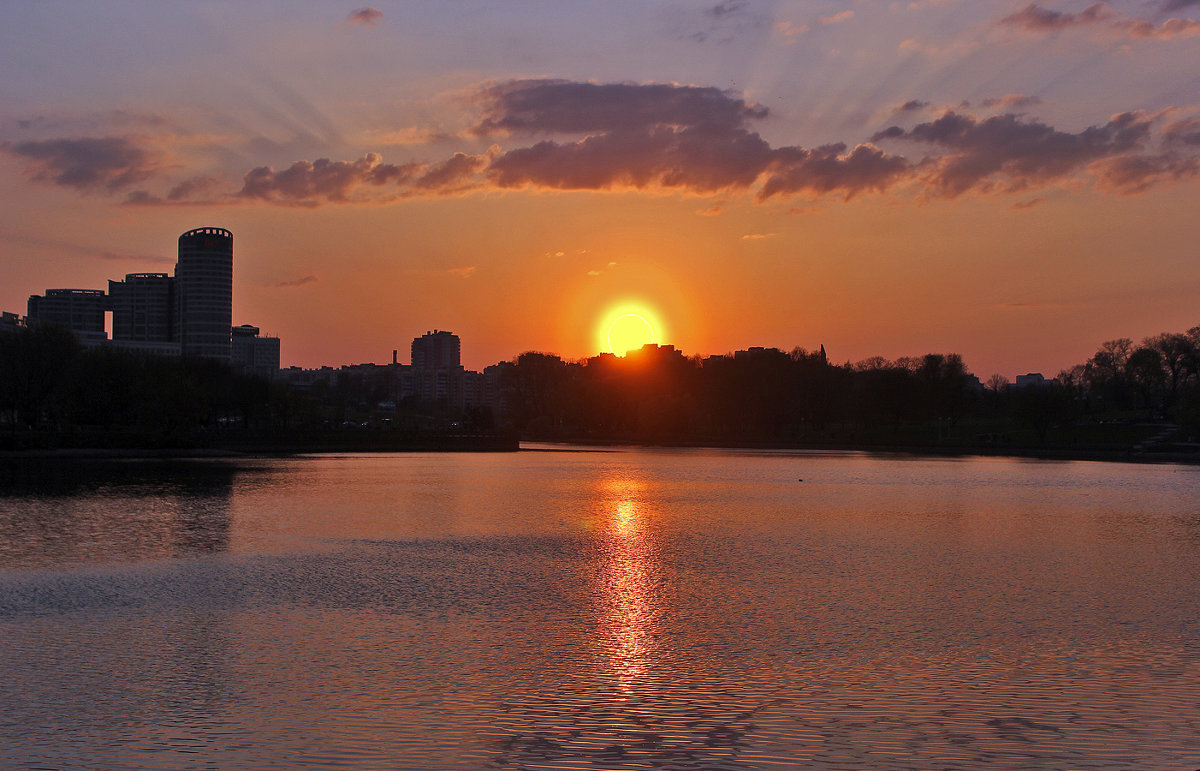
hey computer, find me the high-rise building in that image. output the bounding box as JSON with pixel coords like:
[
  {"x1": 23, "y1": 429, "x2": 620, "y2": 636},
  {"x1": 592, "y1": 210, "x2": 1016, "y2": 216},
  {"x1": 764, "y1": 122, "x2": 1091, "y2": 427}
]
[
  {"x1": 109, "y1": 272, "x2": 174, "y2": 342},
  {"x1": 175, "y1": 227, "x2": 233, "y2": 361},
  {"x1": 26, "y1": 288, "x2": 108, "y2": 343},
  {"x1": 1, "y1": 311, "x2": 23, "y2": 334},
  {"x1": 411, "y1": 330, "x2": 464, "y2": 408},
  {"x1": 231, "y1": 324, "x2": 281, "y2": 380},
  {"x1": 411, "y1": 330, "x2": 461, "y2": 369}
]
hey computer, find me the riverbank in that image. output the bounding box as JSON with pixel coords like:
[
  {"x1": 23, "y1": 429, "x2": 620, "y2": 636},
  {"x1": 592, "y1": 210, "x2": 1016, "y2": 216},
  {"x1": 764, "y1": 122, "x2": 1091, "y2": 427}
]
[
  {"x1": 4, "y1": 427, "x2": 1195, "y2": 461},
  {"x1": 521, "y1": 438, "x2": 1200, "y2": 465},
  {"x1": 0, "y1": 429, "x2": 519, "y2": 458}
]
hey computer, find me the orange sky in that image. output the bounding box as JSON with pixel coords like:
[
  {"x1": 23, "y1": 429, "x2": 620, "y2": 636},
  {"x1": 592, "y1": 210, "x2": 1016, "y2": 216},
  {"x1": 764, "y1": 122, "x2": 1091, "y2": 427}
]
[{"x1": 2, "y1": 2, "x2": 1199, "y2": 377}]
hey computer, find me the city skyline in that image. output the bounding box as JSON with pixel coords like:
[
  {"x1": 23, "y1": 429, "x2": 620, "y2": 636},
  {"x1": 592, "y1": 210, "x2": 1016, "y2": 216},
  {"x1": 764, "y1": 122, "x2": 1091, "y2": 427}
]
[{"x1": 2, "y1": 2, "x2": 1199, "y2": 376}]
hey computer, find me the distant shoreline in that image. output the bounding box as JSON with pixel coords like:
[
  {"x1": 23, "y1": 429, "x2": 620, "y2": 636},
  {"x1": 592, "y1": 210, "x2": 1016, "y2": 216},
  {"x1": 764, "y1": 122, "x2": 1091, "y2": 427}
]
[
  {"x1": 0, "y1": 431, "x2": 519, "y2": 459},
  {"x1": 2, "y1": 437, "x2": 1197, "y2": 465},
  {"x1": 520, "y1": 438, "x2": 1200, "y2": 466}
]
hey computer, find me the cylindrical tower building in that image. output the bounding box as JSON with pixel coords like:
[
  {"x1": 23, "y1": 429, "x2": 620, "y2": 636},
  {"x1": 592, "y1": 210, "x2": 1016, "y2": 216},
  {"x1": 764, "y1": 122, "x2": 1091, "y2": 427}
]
[{"x1": 175, "y1": 227, "x2": 233, "y2": 361}]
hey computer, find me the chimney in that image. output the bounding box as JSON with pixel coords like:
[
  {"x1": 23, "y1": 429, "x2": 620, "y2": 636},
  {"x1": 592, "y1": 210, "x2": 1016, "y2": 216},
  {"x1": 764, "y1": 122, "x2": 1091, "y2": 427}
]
[{"x1": 392, "y1": 349, "x2": 397, "y2": 365}]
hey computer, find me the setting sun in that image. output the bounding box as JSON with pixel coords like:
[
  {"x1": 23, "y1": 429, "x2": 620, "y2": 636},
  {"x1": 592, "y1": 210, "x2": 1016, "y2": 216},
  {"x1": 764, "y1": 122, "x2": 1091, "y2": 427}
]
[
  {"x1": 599, "y1": 304, "x2": 664, "y2": 356},
  {"x1": 609, "y1": 314, "x2": 654, "y2": 355}
]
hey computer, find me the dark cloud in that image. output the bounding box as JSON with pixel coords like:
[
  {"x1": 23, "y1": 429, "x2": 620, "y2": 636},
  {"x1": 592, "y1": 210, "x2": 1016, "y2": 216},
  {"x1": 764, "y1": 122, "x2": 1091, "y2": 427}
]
[
  {"x1": 480, "y1": 81, "x2": 787, "y2": 194},
  {"x1": 478, "y1": 80, "x2": 906, "y2": 199},
  {"x1": 708, "y1": 0, "x2": 748, "y2": 18},
  {"x1": 5, "y1": 136, "x2": 158, "y2": 191},
  {"x1": 487, "y1": 124, "x2": 776, "y2": 193},
  {"x1": 274, "y1": 275, "x2": 319, "y2": 288},
  {"x1": 872, "y1": 110, "x2": 1156, "y2": 196},
  {"x1": 347, "y1": 7, "x2": 383, "y2": 26},
  {"x1": 686, "y1": 0, "x2": 765, "y2": 43},
  {"x1": 1012, "y1": 197, "x2": 1045, "y2": 209},
  {"x1": 897, "y1": 100, "x2": 930, "y2": 113},
  {"x1": 1092, "y1": 152, "x2": 1200, "y2": 193},
  {"x1": 239, "y1": 153, "x2": 419, "y2": 204},
  {"x1": 759, "y1": 144, "x2": 910, "y2": 200},
  {"x1": 413, "y1": 152, "x2": 488, "y2": 192},
  {"x1": 1000, "y1": 3, "x2": 1113, "y2": 31},
  {"x1": 1000, "y1": 1, "x2": 1200, "y2": 39},
  {"x1": 1165, "y1": 118, "x2": 1200, "y2": 146},
  {"x1": 14, "y1": 81, "x2": 1200, "y2": 209},
  {"x1": 472, "y1": 79, "x2": 767, "y2": 135}
]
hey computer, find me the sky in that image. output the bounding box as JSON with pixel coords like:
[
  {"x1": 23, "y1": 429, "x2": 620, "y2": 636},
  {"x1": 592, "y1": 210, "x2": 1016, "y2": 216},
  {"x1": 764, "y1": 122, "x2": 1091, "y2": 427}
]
[{"x1": 2, "y1": 0, "x2": 1199, "y2": 377}]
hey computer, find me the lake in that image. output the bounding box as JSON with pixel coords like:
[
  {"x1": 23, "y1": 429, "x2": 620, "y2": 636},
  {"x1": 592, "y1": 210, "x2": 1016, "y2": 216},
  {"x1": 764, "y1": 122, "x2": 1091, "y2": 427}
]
[{"x1": 1, "y1": 447, "x2": 1199, "y2": 768}]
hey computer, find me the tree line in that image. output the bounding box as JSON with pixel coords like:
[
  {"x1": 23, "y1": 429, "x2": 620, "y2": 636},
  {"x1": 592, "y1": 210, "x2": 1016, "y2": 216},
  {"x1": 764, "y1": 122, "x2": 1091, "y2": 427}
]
[
  {"x1": 3, "y1": 321, "x2": 1198, "y2": 450},
  {"x1": 495, "y1": 325, "x2": 1200, "y2": 447}
]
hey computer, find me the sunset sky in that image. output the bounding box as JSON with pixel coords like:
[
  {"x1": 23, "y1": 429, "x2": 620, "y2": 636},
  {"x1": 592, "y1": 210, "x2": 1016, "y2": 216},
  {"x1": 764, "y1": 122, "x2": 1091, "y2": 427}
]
[{"x1": 2, "y1": 1, "x2": 1199, "y2": 376}]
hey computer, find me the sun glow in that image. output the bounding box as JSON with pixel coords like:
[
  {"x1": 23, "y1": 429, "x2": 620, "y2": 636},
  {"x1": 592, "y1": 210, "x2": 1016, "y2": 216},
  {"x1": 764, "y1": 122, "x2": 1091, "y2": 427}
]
[{"x1": 598, "y1": 304, "x2": 664, "y2": 356}]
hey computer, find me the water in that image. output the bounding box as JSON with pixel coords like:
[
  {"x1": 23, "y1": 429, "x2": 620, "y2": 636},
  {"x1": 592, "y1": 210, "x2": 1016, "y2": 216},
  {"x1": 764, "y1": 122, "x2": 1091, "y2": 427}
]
[{"x1": 1, "y1": 447, "x2": 1199, "y2": 768}]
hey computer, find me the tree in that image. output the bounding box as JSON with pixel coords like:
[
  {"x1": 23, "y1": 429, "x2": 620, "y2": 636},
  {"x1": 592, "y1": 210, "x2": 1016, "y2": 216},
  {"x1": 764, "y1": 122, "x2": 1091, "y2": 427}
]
[
  {"x1": 0, "y1": 324, "x2": 80, "y2": 429},
  {"x1": 1126, "y1": 347, "x2": 1166, "y2": 415},
  {"x1": 1013, "y1": 382, "x2": 1073, "y2": 444},
  {"x1": 1145, "y1": 332, "x2": 1197, "y2": 404}
]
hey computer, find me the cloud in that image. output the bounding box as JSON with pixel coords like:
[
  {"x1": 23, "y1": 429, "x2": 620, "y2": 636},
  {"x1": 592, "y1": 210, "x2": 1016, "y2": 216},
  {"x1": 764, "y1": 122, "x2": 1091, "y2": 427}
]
[
  {"x1": 1118, "y1": 16, "x2": 1200, "y2": 38},
  {"x1": 871, "y1": 110, "x2": 1163, "y2": 197},
  {"x1": 1091, "y1": 152, "x2": 1200, "y2": 193},
  {"x1": 1165, "y1": 119, "x2": 1200, "y2": 146},
  {"x1": 479, "y1": 81, "x2": 777, "y2": 193},
  {"x1": 448, "y1": 266, "x2": 476, "y2": 279},
  {"x1": 5, "y1": 136, "x2": 159, "y2": 191},
  {"x1": 167, "y1": 175, "x2": 223, "y2": 201},
  {"x1": 999, "y1": 2, "x2": 1200, "y2": 39},
  {"x1": 274, "y1": 275, "x2": 319, "y2": 288},
  {"x1": 981, "y1": 94, "x2": 1042, "y2": 109},
  {"x1": 14, "y1": 81, "x2": 1200, "y2": 209},
  {"x1": 476, "y1": 80, "x2": 912, "y2": 200},
  {"x1": 412, "y1": 152, "x2": 488, "y2": 192},
  {"x1": 1011, "y1": 197, "x2": 1045, "y2": 209},
  {"x1": 239, "y1": 152, "x2": 420, "y2": 204},
  {"x1": 472, "y1": 79, "x2": 768, "y2": 136},
  {"x1": 897, "y1": 37, "x2": 980, "y2": 57},
  {"x1": 999, "y1": 3, "x2": 1113, "y2": 32},
  {"x1": 759, "y1": 143, "x2": 910, "y2": 200},
  {"x1": 820, "y1": 10, "x2": 855, "y2": 24},
  {"x1": 773, "y1": 20, "x2": 809, "y2": 41},
  {"x1": 696, "y1": 203, "x2": 724, "y2": 216},
  {"x1": 347, "y1": 7, "x2": 383, "y2": 26},
  {"x1": 741, "y1": 232, "x2": 777, "y2": 240},
  {"x1": 708, "y1": 0, "x2": 747, "y2": 18}
]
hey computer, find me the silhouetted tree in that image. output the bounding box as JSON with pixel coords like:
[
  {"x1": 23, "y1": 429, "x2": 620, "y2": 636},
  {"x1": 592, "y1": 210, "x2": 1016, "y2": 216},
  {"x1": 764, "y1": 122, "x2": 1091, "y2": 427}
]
[
  {"x1": 1126, "y1": 346, "x2": 1166, "y2": 416},
  {"x1": 0, "y1": 324, "x2": 79, "y2": 428}
]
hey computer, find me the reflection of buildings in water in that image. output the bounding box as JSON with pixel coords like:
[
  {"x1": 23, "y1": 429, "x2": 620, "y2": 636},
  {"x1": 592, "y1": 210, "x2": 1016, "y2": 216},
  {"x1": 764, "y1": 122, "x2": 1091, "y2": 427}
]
[
  {"x1": 174, "y1": 489, "x2": 233, "y2": 555},
  {"x1": 0, "y1": 460, "x2": 237, "y2": 567},
  {"x1": 595, "y1": 477, "x2": 661, "y2": 694}
]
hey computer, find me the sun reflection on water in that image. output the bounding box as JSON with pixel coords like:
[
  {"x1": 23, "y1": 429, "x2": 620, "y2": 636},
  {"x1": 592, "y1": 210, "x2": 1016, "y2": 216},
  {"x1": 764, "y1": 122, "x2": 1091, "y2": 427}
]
[{"x1": 595, "y1": 475, "x2": 661, "y2": 695}]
